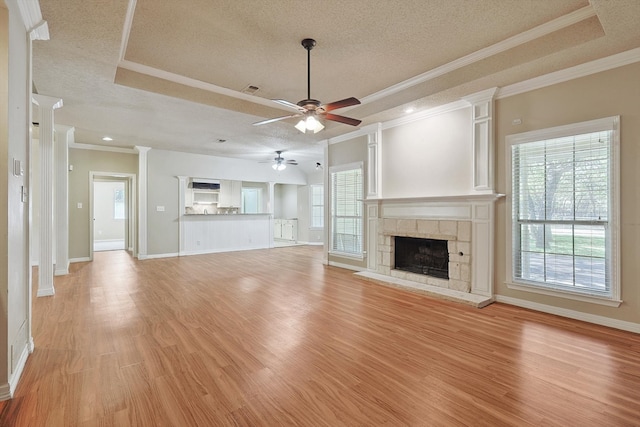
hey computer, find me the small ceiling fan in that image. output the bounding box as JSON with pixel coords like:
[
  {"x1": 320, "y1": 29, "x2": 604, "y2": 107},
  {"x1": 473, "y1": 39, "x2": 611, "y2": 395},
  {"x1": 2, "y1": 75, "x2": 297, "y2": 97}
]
[
  {"x1": 253, "y1": 38, "x2": 362, "y2": 133},
  {"x1": 261, "y1": 151, "x2": 298, "y2": 171}
]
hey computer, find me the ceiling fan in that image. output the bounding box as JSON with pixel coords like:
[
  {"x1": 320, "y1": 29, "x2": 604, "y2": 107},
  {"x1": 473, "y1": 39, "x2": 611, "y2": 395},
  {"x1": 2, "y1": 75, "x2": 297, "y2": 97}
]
[
  {"x1": 261, "y1": 151, "x2": 298, "y2": 171},
  {"x1": 253, "y1": 38, "x2": 362, "y2": 133}
]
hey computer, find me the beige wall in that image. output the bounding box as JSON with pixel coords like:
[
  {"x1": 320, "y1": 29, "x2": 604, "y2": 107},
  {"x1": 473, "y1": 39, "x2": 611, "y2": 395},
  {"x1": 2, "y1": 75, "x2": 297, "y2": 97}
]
[
  {"x1": 68, "y1": 149, "x2": 138, "y2": 259},
  {"x1": 494, "y1": 62, "x2": 640, "y2": 324}
]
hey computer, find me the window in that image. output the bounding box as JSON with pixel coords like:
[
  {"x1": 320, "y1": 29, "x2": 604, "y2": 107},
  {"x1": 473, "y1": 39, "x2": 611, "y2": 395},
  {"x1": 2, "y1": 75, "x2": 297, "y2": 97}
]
[
  {"x1": 241, "y1": 188, "x2": 260, "y2": 214},
  {"x1": 310, "y1": 184, "x2": 324, "y2": 228},
  {"x1": 507, "y1": 116, "x2": 619, "y2": 304},
  {"x1": 330, "y1": 164, "x2": 363, "y2": 256},
  {"x1": 114, "y1": 188, "x2": 125, "y2": 219}
]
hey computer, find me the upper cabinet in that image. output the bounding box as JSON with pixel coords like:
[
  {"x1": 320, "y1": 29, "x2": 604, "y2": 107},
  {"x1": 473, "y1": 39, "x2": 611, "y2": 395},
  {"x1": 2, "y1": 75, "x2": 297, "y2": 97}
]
[{"x1": 219, "y1": 180, "x2": 242, "y2": 208}]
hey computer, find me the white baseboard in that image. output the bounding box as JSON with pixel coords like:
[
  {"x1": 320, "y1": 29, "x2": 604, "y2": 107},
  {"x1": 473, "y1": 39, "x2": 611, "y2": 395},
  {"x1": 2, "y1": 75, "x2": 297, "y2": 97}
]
[
  {"x1": 70, "y1": 257, "x2": 91, "y2": 263},
  {"x1": 328, "y1": 260, "x2": 364, "y2": 272},
  {"x1": 36, "y1": 287, "x2": 55, "y2": 297},
  {"x1": 139, "y1": 252, "x2": 179, "y2": 260},
  {"x1": 54, "y1": 263, "x2": 69, "y2": 276},
  {"x1": 496, "y1": 295, "x2": 640, "y2": 333},
  {"x1": 8, "y1": 343, "x2": 30, "y2": 399}
]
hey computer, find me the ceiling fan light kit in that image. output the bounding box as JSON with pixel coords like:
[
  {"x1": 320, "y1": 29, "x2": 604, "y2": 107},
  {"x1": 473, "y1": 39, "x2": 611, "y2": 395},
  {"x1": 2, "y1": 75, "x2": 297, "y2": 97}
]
[
  {"x1": 295, "y1": 115, "x2": 324, "y2": 134},
  {"x1": 253, "y1": 38, "x2": 362, "y2": 132}
]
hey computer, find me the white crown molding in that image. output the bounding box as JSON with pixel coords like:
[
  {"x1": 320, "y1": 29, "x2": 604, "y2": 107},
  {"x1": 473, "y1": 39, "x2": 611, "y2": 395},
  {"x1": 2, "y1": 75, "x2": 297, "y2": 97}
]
[
  {"x1": 328, "y1": 122, "x2": 380, "y2": 145},
  {"x1": 496, "y1": 295, "x2": 640, "y2": 333},
  {"x1": 69, "y1": 142, "x2": 137, "y2": 154},
  {"x1": 359, "y1": 5, "x2": 596, "y2": 106},
  {"x1": 119, "y1": 0, "x2": 137, "y2": 62},
  {"x1": 10, "y1": 0, "x2": 49, "y2": 40},
  {"x1": 381, "y1": 100, "x2": 469, "y2": 130},
  {"x1": 496, "y1": 48, "x2": 640, "y2": 99}
]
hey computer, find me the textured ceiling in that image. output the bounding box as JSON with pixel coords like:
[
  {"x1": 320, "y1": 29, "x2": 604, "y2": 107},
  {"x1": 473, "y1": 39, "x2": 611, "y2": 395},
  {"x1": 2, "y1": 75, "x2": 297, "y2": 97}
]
[{"x1": 32, "y1": 0, "x2": 640, "y2": 174}]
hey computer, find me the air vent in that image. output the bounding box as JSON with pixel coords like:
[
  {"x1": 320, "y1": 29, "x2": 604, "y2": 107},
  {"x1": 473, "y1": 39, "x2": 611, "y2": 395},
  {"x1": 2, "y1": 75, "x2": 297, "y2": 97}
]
[{"x1": 241, "y1": 84, "x2": 260, "y2": 95}]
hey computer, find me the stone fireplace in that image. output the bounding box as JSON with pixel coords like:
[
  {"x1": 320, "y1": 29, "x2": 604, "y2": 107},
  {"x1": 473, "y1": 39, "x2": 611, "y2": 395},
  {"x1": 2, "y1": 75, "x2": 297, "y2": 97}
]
[
  {"x1": 354, "y1": 195, "x2": 500, "y2": 307},
  {"x1": 378, "y1": 218, "x2": 472, "y2": 293}
]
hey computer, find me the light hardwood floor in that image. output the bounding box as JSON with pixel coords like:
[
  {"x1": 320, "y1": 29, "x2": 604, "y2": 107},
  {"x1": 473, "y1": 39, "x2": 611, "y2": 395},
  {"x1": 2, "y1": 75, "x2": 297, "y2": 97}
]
[{"x1": 1, "y1": 246, "x2": 639, "y2": 426}]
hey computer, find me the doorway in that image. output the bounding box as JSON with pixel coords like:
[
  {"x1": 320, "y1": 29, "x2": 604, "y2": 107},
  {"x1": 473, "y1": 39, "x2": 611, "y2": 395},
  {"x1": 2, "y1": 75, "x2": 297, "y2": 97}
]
[
  {"x1": 89, "y1": 172, "x2": 136, "y2": 260},
  {"x1": 93, "y1": 180, "x2": 126, "y2": 251}
]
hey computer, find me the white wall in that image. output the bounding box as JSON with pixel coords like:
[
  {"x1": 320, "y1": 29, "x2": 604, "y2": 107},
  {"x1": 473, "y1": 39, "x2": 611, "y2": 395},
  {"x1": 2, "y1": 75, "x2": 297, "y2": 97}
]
[
  {"x1": 93, "y1": 181, "x2": 125, "y2": 242},
  {"x1": 1, "y1": 1, "x2": 31, "y2": 397},
  {"x1": 381, "y1": 107, "x2": 473, "y2": 198},
  {"x1": 274, "y1": 184, "x2": 298, "y2": 219}
]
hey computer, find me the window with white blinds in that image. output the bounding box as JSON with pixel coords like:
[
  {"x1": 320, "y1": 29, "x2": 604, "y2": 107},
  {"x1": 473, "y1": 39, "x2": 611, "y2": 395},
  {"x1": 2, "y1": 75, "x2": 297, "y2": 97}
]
[
  {"x1": 330, "y1": 166, "x2": 363, "y2": 256},
  {"x1": 508, "y1": 116, "x2": 619, "y2": 301},
  {"x1": 310, "y1": 185, "x2": 324, "y2": 228}
]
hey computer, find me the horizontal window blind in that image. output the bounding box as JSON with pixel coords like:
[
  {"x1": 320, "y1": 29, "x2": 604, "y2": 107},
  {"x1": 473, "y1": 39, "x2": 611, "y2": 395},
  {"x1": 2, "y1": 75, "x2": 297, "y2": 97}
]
[
  {"x1": 512, "y1": 130, "x2": 612, "y2": 295},
  {"x1": 311, "y1": 185, "x2": 324, "y2": 228},
  {"x1": 331, "y1": 168, "x2": 363, "y2": 255}
]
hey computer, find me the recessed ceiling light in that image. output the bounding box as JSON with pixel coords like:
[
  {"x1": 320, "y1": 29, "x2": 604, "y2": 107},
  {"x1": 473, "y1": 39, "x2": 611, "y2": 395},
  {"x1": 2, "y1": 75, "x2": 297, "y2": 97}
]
[
  {"x1": 102, "y1": 136, "x2": 113, "y2": 141},
  {"x1": 404, "y1": 107, "x2": 415, "y2": 114}
]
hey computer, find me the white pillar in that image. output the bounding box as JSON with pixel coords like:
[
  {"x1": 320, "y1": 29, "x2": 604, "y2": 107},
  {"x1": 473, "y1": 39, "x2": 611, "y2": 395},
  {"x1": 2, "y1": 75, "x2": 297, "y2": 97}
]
[
  {"x1": 135, "y1": 146, "x2": 151, "y2": 259},
  {"x1": 463, "y1": 87, "x2": 498, "y2": 192},
  {"x1": 32, "y1": 94, "x2": 62, "y2": 297},
  {"x1": 267, "y1": 181, "x2": 275, "y2": 248},
  {"x1": 54, "y1": 124, "x2": 73, "y2": 276}
]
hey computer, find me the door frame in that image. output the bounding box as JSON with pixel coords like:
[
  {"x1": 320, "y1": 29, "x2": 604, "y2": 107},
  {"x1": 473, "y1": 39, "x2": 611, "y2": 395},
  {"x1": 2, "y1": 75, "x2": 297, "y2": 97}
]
[{"x1": 89, "y1": 171, "x2": 137, "y2": 260}]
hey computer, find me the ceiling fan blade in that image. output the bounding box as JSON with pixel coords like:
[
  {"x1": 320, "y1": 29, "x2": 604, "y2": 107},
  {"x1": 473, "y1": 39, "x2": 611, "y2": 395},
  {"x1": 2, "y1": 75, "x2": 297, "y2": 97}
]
[
  {"x1": 253, "y1": 114, "x2": 301, "y2": 126},
  {"x1": 285, "y1": 160, "x2": 298, "y2": 165},
  {"x1": 321, "y1": 97, "x2": 361, "y2": 112},
  {"x1": 324, "y1": 113, "x2": 362, "y2": 127},
  {"x1": 272, "y1": 99, "x2": 306, "y2": 112}
]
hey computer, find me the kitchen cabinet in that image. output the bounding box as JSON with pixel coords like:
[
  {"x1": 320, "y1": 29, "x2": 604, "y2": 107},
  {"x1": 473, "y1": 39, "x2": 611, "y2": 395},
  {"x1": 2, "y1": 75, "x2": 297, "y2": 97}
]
[
  {"x1": 219, "y1": 180, "x2": 242, "y2": 208},
  {"x1": 274, "y1": 219, "x2": 297, "y2": 242}
]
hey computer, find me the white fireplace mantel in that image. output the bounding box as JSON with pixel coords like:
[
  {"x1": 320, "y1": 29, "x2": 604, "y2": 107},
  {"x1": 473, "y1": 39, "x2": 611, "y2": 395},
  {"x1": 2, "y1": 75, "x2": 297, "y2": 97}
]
[{"x1": 361, "y1": 193, "x2": 503, "y2": 307}]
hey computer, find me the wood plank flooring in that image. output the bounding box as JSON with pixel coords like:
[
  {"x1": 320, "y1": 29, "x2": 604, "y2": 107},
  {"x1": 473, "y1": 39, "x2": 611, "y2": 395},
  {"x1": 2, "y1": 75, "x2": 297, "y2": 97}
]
[{"x1": 1, "y1": 246, "x2": 639, "y2": 426}]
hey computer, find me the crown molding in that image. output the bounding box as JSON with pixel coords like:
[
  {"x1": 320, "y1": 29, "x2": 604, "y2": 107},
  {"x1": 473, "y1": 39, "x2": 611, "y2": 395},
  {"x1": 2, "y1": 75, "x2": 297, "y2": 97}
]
[
  {"x1": 359, "y1": 5, "x2": 596, "y2": 106},
  {"x1": 70, "y1": 142, "x2": 137, "y2": 154},
  {"x1": 327, "y1": 123, "x2": 380, "y2": 145},
  {"x1": 8, "y1": 0, "x2": 49, "y2": 40},
  {"x1": 496, "y1": 48, "x2": 640, "y2": 99}
]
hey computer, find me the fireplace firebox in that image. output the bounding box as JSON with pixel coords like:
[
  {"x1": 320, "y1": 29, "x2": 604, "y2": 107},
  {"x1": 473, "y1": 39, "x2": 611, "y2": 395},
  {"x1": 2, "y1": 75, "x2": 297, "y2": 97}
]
[{"x1": 394, "y1": 236, "x2": 449, "y2": 280}]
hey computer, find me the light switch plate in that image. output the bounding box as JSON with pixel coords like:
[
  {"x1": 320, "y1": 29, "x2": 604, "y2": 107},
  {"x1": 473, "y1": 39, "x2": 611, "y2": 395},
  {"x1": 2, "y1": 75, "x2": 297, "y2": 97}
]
[{"x1": 13, "y1": 159, "x2": 24, "y2": 176}]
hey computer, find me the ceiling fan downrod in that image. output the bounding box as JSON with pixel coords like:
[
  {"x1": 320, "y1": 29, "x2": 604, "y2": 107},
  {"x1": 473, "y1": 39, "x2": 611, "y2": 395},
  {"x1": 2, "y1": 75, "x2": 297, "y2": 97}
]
[{"x1": 301, "y1": 38, "x2": 317, "y2": 106}]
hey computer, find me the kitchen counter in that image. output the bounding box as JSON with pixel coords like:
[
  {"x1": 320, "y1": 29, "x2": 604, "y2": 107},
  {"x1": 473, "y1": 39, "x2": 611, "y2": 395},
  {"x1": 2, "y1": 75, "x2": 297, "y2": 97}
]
[{"x1": 179, "y1": 212, "x2": 272, "y2": 255}]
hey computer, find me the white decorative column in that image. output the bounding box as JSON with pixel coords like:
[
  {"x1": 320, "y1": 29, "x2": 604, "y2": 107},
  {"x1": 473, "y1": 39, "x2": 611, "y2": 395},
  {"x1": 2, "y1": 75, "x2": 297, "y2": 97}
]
[
  {"x1": 267, "y1": 181, "x2": 275, "y2": 248},
  {"x1": 177, "y1": 176, "x2": 187, "y2": 255},
  {"x1": 32, "y1": 94, "x2": 63, "y2": 297},
  {"x1": 366, "y1": 123, "x2": 382, "y2": 270},
  {"x1": 54, "y1": 124, "x2": 73, "y2": 275},
  {"x1": 367, "y1": 123, "x2": 382, "y2": 198},
  {"x1": 463, "y1": 88, "x2": 498, "y2": 191},
  {"x1": 135, "y1": 146, "x2": 151, "y2": 259}
]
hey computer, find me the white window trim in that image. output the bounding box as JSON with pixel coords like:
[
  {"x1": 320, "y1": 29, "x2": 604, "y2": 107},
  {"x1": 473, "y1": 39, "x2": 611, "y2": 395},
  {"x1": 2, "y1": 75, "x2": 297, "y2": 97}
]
[
  {"x1": 329, "y1": 161, "x2": 365, "y2": 259},
  {"x1": 309, "y1": 184, "x2": 324, "y2": 230},
  {"x1": 505, "y1": 116, "x2": 621, "y2": 307}
]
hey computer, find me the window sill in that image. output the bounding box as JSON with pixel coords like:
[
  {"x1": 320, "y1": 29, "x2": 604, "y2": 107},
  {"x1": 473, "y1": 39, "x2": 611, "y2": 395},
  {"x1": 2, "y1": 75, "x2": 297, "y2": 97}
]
[{"x1": 506, "y1": 281, "x2": 622, "y2": 307}]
